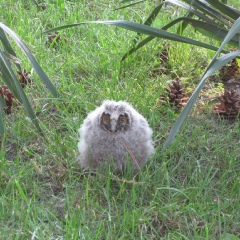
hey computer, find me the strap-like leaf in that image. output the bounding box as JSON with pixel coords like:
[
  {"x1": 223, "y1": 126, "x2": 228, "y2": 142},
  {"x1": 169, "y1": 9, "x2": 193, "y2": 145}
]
[
  {"x1": 183, "y1": 18, "x2": 239, "y2": 46},
  {"x1": 181, "y1": 0, "x2": 233, "y2": 26},
  {"x1": 45, "y1": 20, "x2": 225, "y2": 53},
  {"x1": 0, "y1": 27, "x2": 22, "y2": 71},
  {"x1": 205, "y1": 0, "x2": 240, "y2": 20},
  {"x1": 0, "y1": 54, "x2": 21, "y2": 101},
  {"x1": 144, "y1": 2, "x2": 164, "y2": 26},
  {"x1": 0, "y1": 51, "x2": 43, "y2": 136},
  {"x1": 211, "y1": 17, "x2": 240, "y2": 61},
  {"x1": 131, "y1": 2, "x2": 164, "y2": 45},
  {"x1": 0, "y1": 23, "x2": 59, "y2": 98},
  {"x1": 166, "y1": 0, "x2": 221, "y2": 26},
  {"x1": 121, "y1": 14, "x2": 232, "y2": 60},
  {"x1": 0, "y1": 95, "x2": 7, "y2": 108},
  {"x1": 120, "y1": 0, "x2": 238, "y2": 59},
  {"x1": 121, "y1": 35, "x2": 155, "y2": 61}
]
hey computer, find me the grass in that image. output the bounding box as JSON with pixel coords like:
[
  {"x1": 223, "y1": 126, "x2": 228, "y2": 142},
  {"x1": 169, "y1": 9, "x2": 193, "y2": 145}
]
[{"x1": 1, "y1": 0, "x2": 240, "y2": 239}]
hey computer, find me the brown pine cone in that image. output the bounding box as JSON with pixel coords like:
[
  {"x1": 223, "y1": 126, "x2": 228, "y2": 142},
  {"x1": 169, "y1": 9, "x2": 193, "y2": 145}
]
[
  {"x1": 214, "y1": 89, "x2": 240, "y2": 119},
  {"x1": 219, "y1": 58, "x2": 239, "y2": 82},
  {"x1": 17, "y1": 69, "x2": 32, "y2": 88},
  {"x1": 0, "y1": 85, "x2": 15, "y2": 114},
  {"x1": 160, "y1": 80, "x2": 189, "y2": 109}
]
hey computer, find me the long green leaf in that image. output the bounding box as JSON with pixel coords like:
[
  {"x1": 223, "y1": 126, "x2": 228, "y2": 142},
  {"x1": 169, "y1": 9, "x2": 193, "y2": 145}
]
[
  {"x1": 120, "y1": 0, "x2": 238, "y2": 59},
  {"x1": 0, "y1": 23, "x2": 59, "y2": 98},
  {"x1": 0, "y1": 55, "x2": 21, "y2": 100},
  {"x1": 181, "y1": 0, "x2": 233, "y2": 26},
  {"x1": 205, "y1": 0, "x2": 240, "y2": 20},
  {"x1": 0, "y1": 96, "x2": 7, "y2": 108},
  {"x1": 119, "y1": 16, "x2": 229, "y2": 60},
  {"x1": 143, "y1": 2, "x2": 164, "y2": 26},
  {"x1": 166, "y1": 0, "x2": 223, "y2": 26},
  {"x1": 45, "y1": 21, "x2": 223, "y2": 53},
  {"x1": 162, "y1": 17, "x2": 240, "y2": 151},
  {"x1": 177, "y1": 11, "x2": 194, "y2": 35},
  {"x1": 0, "y1": 51, "x2": 43, "y2": 135},
  {"x1": 121, "y1": 35, "x2": 155, "y2": 61},
  {"x1": 212, "y1": 17, "x2": 240, "y2": 59},
  {"x1": 183, "y1": 18, "x2": 239, "y2": 46},
  {"x1": 194, "y1": 26, "x2": 239, "y2": 47},
  {"x1": 121, "y1": 16, "x2": 234, "y2": 60},
  {"x1": 123, "y1": 1, "x2": 163, "y2": 58},
  {"x1": 0, "y1": 27, "x2": 21, "y2": 71}
]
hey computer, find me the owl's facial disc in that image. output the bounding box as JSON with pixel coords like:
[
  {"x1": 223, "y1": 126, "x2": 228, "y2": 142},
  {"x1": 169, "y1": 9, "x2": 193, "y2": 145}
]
[{"x1": 100, "y1": 112, "x2": 131, "y2": 133}]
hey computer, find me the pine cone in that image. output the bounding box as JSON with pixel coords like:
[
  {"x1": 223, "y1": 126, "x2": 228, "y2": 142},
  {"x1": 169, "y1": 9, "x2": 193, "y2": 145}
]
[
  {"x1": 219, "y1": 58, "x2": 239, "y2": 82},
  {"x1": 0, "y1": 69, "x2": 31, "y2": 114},
  {"x1": 159, "y1": 47, "x2": 169, "y2": 64},
  {"x1": 151, "y1": 45, "x2": 170, "y2": 75},
  {"x1": 160, "y1": 80, "x2": 189, "y2": 109},
  {"x1": 0, "y1": 85, "x2": 15, "y2": 114},
  {"x1": 214, "y1": 89, "x2": 240, "y2": 119},
  {"x1": 46, "y1": 31, "x2": 67, "y2": 48},
  {"x1": 17, "y1": 69, "x2": 32, "y2": 88}
]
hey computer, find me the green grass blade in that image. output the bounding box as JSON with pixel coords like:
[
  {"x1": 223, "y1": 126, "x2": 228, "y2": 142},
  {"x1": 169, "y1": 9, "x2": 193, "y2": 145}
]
[
  {"x1": 143, "y1": 2, "x2": 164, "y2": 26},
  {"x1": 162, "y1": 17, "x2": 240, "y2": 152},
  {"x1": 45, "y1": 21, "x2": 223, "y2": 53},
  {"x1": 0, "y1": 51, "x2": 43, "y2": 136},
  {"x1": 114, "y1": 0, "x2": 145, "y2": 10},
  {"x1": 121, "y1": 35, "x2": 155, "y2": 61},
  {"x1": 0, "y1": 23, "x2": 59, "y2": 98},
  {"x1": 129, "y1": 2, "x2": 164, "y2": 46},
  {"x1": 0, "y1": 86, "x2": 6, "y2": 139},
  {"x1": 0, "y1": 110, "x2": 4, "y2": 138},
  {"x1": 177, "y1": 12, "x2": 194, "y2": 35},
  {"x1": 120, "y1": 0, "x2": 144, "y2": 3},
  {"x1": 15, "y1": 180, "x2": 28, "y2": 203}
]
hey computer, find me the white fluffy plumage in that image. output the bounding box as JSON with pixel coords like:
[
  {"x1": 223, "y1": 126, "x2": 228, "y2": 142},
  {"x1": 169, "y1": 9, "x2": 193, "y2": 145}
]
[{"x1": 77, "y1": 100, "x2": 154, "y2": 172}]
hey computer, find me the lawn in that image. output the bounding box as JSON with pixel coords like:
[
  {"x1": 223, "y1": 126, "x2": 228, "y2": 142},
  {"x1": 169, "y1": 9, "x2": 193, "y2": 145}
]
[{"x1": 0, "y1": 0, "x2": 239, "y2": 239}]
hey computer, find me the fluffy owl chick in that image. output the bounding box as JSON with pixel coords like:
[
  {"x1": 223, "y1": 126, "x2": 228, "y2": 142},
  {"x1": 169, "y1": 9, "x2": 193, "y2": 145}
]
[{"x1": 77, "y1": 100, "x2": 154, "y2": 172}]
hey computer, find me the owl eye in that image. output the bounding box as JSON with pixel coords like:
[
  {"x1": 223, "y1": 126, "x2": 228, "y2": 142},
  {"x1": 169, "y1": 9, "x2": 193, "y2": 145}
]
[
  {"x1": 119, "y1": 116, "x2": 127, "y2": 123},
  {"x1": 103, "y1": 114, "x2": 110, "y2": 122}
]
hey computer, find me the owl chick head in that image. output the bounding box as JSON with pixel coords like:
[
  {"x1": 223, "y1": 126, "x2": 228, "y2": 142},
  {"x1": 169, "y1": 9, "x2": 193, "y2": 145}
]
[{"x1": 99, "y1": 100, "x2": 132, "y2": 133}]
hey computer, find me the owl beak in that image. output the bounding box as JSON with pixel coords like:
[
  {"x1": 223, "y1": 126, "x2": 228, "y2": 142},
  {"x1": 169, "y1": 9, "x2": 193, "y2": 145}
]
[{"x1": 110, "y1": 120, "x2": 117, "y2": 132}]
